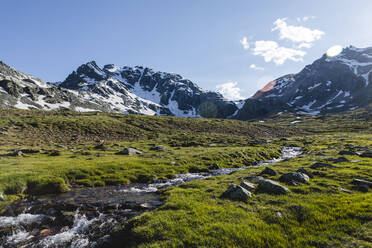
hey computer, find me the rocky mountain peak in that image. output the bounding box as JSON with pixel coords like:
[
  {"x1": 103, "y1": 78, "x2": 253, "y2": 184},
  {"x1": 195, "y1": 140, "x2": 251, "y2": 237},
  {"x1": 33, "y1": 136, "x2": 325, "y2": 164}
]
[{"x1": 234, "y1": 46, "x2": 372, "y2": 120}]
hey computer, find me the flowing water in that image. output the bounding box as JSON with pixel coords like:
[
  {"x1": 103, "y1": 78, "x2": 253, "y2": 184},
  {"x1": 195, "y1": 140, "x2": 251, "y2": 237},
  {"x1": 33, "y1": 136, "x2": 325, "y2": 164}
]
[{"x1": 0, "y1": 147, "x2": 301, "y2": 248}]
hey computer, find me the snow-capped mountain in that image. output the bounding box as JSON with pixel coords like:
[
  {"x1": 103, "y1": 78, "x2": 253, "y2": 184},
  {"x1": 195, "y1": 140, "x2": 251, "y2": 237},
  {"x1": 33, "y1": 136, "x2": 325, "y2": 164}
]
[
  {"x1": 0, "y1": 61, "x2": 237, "y2": 118},
  {"x1": 0, "y1": 61, "x2": 110, "y2": 112},
  {"x1": 2, "y1": 45, "x2": 372, "y2": 120},
  {"x1": 57, "y1": 61, "x2": 237, "y2": 117},
  {"x1": 234, "y1": 46, "x2": 372, "y2": 120}
]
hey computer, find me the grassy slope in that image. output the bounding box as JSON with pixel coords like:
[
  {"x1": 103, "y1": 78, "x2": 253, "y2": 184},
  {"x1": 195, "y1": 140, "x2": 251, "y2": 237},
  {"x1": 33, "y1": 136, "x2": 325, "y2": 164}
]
[
  {"x1": 0, "y1": 107, "x2": 372, "y2": 247},
  {"x1": 119, "y1": 134, "x2": 372, "y2": 248},
  {"x1": 0, "y1": 108, "x2": 291, "y2": 205}
]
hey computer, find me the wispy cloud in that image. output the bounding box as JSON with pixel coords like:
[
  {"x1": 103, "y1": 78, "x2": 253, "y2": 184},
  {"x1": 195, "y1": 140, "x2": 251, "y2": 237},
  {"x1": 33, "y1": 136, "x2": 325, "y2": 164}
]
[
  {"x1": 253, "y1": 40, "x2": 306, "y2": 65},
  {"x1": 296, "y1": 16, "x2": 316, "y2": 22},
  {"x1": 240, "y1": 37, "x2": 250, "y2": 50},
  {"x1": 272, "y1": 18, "x2": 325, "y2": 43},
  {"x1": 250, "y1": 64, "x2": 264, "y2": 71},
  {"x1": 216, "y1": 82, "x2": 244, "y2": 100}
]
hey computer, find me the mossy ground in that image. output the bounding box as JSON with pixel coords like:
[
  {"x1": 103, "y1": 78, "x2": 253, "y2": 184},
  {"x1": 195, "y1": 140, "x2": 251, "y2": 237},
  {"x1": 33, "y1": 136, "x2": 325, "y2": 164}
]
[
  {"x1": 0, "y1": 107, "x2": 371, "y2": 247},
  {"x1": 119, "y1": 134, "x2": 372, "y2": 248}
]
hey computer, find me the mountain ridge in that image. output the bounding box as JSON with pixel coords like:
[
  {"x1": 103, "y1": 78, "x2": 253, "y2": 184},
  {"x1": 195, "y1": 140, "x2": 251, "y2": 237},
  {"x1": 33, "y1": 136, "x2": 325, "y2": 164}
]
[{"x1": 1, "y1": 45, "x2": 372, "y2": 119}]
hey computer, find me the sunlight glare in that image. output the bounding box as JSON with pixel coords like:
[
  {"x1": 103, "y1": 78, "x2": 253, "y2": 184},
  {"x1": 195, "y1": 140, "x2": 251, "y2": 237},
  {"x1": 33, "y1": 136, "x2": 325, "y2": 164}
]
[{"x1": 326, "y1": 45, "x2": 343, "y2": 57}]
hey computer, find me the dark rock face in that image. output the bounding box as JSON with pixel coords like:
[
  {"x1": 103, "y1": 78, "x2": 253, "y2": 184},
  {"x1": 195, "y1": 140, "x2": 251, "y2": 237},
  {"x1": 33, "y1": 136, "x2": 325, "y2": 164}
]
[{"x1": 235, "y1": 46, "x2": 372, "y2": 120}]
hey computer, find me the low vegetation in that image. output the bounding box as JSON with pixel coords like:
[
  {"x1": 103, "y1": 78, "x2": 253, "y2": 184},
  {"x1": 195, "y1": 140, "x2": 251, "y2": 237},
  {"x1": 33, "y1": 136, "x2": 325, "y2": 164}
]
[{"x1": 0, "y1": 106, "x2": 371, "y2": 247}]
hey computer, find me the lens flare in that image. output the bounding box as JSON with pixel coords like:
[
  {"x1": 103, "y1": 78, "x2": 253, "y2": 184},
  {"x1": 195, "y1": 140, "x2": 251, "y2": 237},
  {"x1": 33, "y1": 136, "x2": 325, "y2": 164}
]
[{"x1": 326, "y1": 45, "x2": 343, "y2": 57}]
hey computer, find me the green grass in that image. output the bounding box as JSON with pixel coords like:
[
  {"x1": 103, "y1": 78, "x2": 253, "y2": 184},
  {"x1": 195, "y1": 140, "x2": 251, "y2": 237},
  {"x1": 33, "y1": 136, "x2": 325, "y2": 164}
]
[
  {"x1": 0, "y1": 107, "x2": 372, "y2": 247},
  {"x1": 118, "y1": 134, "x2": 372, "y2": 248}
]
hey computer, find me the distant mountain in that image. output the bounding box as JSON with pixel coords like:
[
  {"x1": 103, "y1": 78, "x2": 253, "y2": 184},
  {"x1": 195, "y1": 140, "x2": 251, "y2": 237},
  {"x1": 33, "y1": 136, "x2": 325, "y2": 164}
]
[
  {"x1": 0, "y1": 61, "x2": 237, "y2": 118},
  {"x1": 234, "y1": 46, "x2": 372, "y2": 120},
  {"x1": 2, "y1": 45, "x2": 372, "y2": 120},
  {"x1": 0, "y1": 61, "x2": 109, "y2": 112},
  {"x1": 57, "y1": 61, "x2": 237, "y2": 117}
]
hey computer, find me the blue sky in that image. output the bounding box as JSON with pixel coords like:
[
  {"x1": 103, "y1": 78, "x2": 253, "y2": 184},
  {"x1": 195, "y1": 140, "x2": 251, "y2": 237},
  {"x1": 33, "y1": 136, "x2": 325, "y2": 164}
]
[{"x1": 1, "y1": 0, "x2": 372, "y2": 99}]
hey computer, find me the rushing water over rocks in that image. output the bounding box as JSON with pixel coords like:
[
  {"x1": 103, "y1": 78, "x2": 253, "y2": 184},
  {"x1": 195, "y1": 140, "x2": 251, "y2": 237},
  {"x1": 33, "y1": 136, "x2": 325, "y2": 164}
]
[{"x1": 0, "y1": 147, "x2": 301, "y2": 248}]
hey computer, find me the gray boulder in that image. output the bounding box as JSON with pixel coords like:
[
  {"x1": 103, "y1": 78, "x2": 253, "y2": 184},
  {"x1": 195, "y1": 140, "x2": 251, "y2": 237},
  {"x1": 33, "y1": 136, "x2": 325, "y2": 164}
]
[
  {"x1": 221, "y1": 184, "x2": 252, "y2": 202},
  {"x1": 279, "y1": 172, "x2": 310, "y2": 184},
  {"x1": 0, "y1": 193, "x2": 5, "y2": 201},
  {"x1": 360, "y1": 150, "x2": 372, "y2": 158},
  {"x1": 351, "y1": 179, "x2": 372, "y2": 188},
  {"x1": 150, "y1": 145, "x2": 165, "y2": 151},
  {"x1": 240, "y1": 181, "x2": 256, "y2": 191},
  {"x1": 256, "y1": 179, "x2": 290, "y2": 195},
  {"x1": 296, "y1": 168, "x2": 313, "y2": 178},
  {"x1": 338, "y1": 150, "x2": 358, "y2": 156},
  {"x1": 259, "y1": 167, "x2": 277, "y2": 176},
  {"x1": 116, "y1": 148, "x2": 142, "y2": 155},
  {"x1": 310, "y1": 162, "x2": 338, "y2": 169},
  {"x1": 244, "y1": 176, "x2": 265, "y2": 183}
]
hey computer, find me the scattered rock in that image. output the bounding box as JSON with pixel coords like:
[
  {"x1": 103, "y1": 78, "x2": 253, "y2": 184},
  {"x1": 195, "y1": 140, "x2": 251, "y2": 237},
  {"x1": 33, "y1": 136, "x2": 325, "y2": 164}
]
[
  {"x1": 259, "y1": 167, "x2": 277, "y2": 176},
  {"x1": 333, "y1": 156, "x2": 350, "y2": 163},
  {"x1": 209, "y1": 163, "x2": 220, "y2": 170},
  {"x1": 55, "y1": 144, "x2": 67, "y2": 149},
  {"x1": 338, "y1": 188, "x2": 352, "y2": 194},
  {"x1": 256, "y1": 179, "x2": 290, "y2": 195},
  {"x1": 221, "y1": 184, "x2": 252, "y2": 202},
  {"x1": 248, "y1": 139, "x2": 269, "y2": 146},
  {"x1": 351, "y1": 185, "x2": 369, "y2": 193},
  {"x1": 351, "y1": 179, "x2": 372, "y2": 188},
  {"x1": 240, "y1": 181, "x2": 255, "y2": 191},
  {"x1": 94, "y1": 143, "x2": 106, "y2": 151},
  {"x1": 49, "y1": 151, "x2": 61, "y2": 156},
  {"x1": 116, "y1": 148, "x2": 142, "y2": 155},
  {"x1": 310, "y1": 162, "x2": 338, "y2": 169},
  {"x1": 296, "y1": 168, "x2": 313, "y2": 178},
  {"x1": 360, "y1": 150, "x2": 372, "y2": 158},
  {"x1": 279, "y1": 172, "x2": 310, "y2": 184},
  {"x1": 244, "y1": 176, "x2": 264, "y2": 183},
  {"x1": 150, "y1": 145, "x2": 165, "y2": 151},
  {"x1": 338, "y1": 150, "x2": 358, "y2": 156}
]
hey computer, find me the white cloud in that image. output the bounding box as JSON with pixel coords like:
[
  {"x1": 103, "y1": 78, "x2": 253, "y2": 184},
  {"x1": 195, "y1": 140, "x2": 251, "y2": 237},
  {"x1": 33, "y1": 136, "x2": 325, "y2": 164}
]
[
  {"x1": 272, "y1": 18, "x2": 325, "y2": 43},
  {"x1": 253, "y1": 40, "x2": 306, "y2": 65},
  {"x1": 250, "y1": 64, "x2": 264, "y2": 71},
  {"x1": 297, "y1": 42, "x2": 312, "y2": 49},
  {"x1": 296, "y1": 16, "x2": 316, "y2": 22},
  {"x1": 216, "y1": 82, "x2": 244, "y2": 100},
  {"x1": 240, "y1": 37, "x2": 250, "y2": 50}
]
